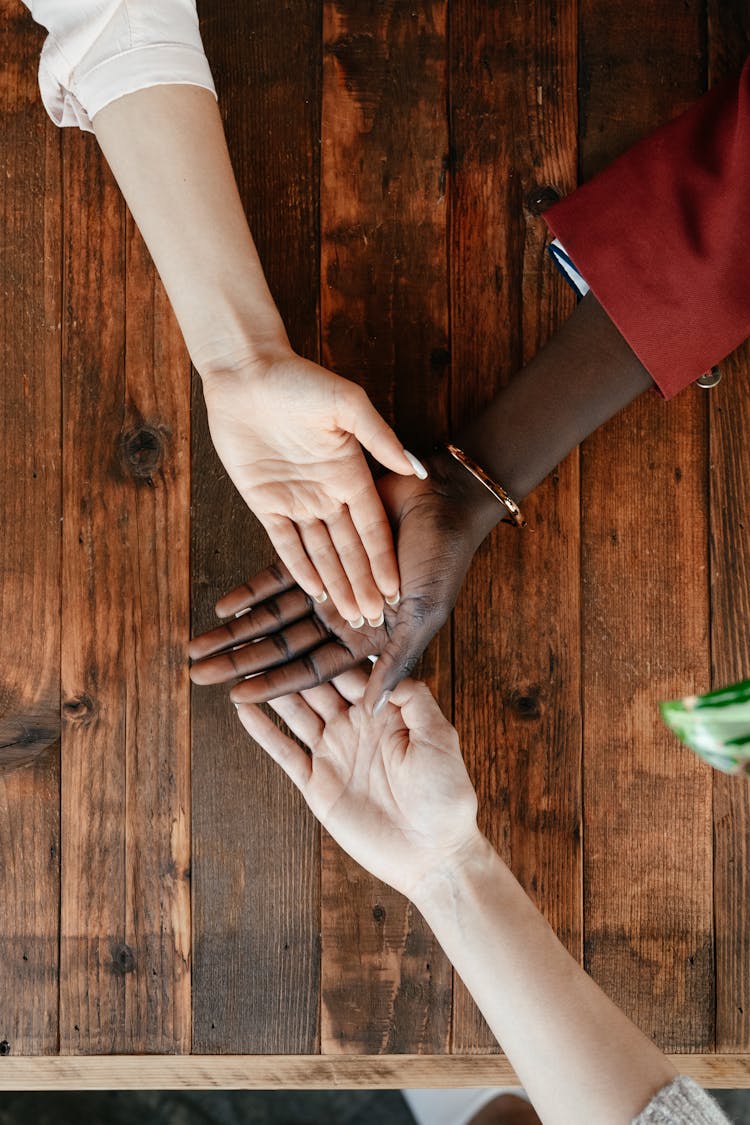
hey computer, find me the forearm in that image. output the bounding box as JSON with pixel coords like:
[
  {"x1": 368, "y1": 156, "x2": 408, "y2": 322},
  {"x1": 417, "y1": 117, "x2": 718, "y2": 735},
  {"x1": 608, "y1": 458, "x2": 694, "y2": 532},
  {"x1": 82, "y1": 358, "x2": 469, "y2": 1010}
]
[
  {"x1": 445, "y1": 292, "x2": 654, "y2": 538},
  {"x1": 92, "y1": 83, "x2": 289, "y2": 375},
  {"x1": 413, "y1": 835, "x2": 675, "y2": 1125}
]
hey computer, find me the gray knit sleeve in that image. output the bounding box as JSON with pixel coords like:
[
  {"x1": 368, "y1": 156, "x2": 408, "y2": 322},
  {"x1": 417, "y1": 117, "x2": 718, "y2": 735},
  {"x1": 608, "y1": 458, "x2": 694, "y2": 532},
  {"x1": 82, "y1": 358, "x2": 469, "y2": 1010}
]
[{"x1": 632, "y1": 1076, "x2": 731, "y2": 1124}]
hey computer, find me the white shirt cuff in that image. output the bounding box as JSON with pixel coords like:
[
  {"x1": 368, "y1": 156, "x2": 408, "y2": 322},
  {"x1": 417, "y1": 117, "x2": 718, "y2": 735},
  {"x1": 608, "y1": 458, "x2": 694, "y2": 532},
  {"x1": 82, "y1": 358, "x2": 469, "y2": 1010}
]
[
  {"x1": 548, "y1": 237, "x2": 590, "y2": 297},
  {"x1": 30, "y1": 1, "x2": 217, "y2": 133}
]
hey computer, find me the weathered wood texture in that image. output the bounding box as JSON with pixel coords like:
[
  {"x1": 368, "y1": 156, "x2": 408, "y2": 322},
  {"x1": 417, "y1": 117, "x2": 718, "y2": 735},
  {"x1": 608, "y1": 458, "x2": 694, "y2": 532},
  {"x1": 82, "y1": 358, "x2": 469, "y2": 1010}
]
[
  {"x1": 579, "y1": 0, "x2": 714, "y2": 1051},
  {"x1": 190, "y1": 0, "x2": 322, "y2": 1053},
  {"x1": 2, "y1": 1052, "x2": 750, "y2": 1090},
  {"x1": 319, "y1": 0, "x2": 453, "y2": 1054},
  {"x1": 450, "y1": 0, "x2": 580, "y2": 1053},
  {"x1": 0, "y1": 11, "x2": 61, "y2": 1054},
  {"x1": 708, "y1": 0, "x2": 750, "y2": 1054},
  {"x1": 59, "y1": 127, "x2": 191, "y2": 1051}
]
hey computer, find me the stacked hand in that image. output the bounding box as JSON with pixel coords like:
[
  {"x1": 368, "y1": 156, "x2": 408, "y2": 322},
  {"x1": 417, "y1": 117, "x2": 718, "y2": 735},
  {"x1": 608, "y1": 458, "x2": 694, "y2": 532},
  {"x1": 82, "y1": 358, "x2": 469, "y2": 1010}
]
[
  {"x1": 201, "y1": 347, "x2": 427, "y2": 624},
  {"x1": 235, "y1": 669, "x2": 482, "y2": 901},
  {"x1": 189, "y1": 450, "x2": 500, "y2": 711}
]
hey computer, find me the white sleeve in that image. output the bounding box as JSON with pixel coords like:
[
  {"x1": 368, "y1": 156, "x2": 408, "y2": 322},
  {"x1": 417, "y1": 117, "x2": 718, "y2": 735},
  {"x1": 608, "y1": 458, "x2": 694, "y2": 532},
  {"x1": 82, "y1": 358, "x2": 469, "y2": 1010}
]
[{"x1": 25, "y1": 0, "x2": 217, "y2": 133}]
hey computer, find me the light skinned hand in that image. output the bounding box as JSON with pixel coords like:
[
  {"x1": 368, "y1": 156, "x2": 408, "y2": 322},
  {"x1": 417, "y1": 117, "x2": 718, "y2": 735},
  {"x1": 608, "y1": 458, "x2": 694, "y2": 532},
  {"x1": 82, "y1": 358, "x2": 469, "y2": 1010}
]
[
  {"x1": 189, "y1": 451, "x2": 495, "y2": 708},
  {"x1": 201, "y1": 347, "x2": 427, "y2": 624},
  {"x1": 235, "y1": 669, "x2": 481, "y2": 901}
]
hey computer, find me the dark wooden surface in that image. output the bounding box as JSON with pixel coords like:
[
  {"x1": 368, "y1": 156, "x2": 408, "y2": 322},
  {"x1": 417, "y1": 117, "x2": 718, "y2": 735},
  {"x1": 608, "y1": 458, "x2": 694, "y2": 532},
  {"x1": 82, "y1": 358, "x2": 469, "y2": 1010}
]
[{"x1": 1, "y1": 0, "x2": 750, "y2": 1068}]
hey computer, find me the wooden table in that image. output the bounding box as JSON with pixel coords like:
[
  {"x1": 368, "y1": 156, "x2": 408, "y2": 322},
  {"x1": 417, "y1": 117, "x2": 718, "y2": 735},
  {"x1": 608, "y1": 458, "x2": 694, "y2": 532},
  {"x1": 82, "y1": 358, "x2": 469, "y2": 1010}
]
[{"x1": 2, "y1": 0, "x2": 749, "y2": 1091}]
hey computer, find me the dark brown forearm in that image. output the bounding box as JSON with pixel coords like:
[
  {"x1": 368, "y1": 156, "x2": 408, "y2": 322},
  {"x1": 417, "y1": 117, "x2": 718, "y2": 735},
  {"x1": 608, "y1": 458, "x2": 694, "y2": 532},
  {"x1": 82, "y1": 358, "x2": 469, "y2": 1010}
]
[{"x1": 442, "y1": 291, "x2": 654, "y2": 537}]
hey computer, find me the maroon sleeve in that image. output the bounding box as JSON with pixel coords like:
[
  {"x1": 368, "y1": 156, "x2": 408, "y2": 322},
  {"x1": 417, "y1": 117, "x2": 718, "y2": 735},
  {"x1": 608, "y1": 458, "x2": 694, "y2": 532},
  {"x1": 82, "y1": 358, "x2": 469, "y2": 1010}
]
[{"x1": 544, "y1": 56, "x2": 750, "y2": 399}]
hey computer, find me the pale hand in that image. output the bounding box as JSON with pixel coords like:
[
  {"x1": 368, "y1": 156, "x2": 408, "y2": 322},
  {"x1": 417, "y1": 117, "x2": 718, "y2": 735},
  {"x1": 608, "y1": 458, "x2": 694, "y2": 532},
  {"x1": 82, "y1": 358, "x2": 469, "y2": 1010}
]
[
  {"x1": 236, "y1": 670, "x2": 481, "y2": 901},
  {"x1": 201, "y1": 349, "x2": 425, "y2": 623}
]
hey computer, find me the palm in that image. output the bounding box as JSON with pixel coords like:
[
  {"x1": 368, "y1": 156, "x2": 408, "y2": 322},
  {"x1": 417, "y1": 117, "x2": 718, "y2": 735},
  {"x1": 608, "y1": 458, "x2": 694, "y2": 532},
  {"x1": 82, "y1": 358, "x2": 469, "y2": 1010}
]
[
  {"x1": 303, "y1": 704, "x2": 476, "y2": 899},
  {"x1": 204, "y1": 357, "x2": 372, "y2": 520},
  {"x1": 200, "y1": 351, "x2": 421, "y2": 622}
]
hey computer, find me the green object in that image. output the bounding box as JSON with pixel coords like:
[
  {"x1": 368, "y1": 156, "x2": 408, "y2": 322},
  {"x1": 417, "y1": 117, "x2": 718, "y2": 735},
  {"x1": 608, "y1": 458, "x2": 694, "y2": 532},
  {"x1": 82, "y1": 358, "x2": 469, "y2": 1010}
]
[{"x1": 660, "y1": 679, "x2": 750, "y2": 776}]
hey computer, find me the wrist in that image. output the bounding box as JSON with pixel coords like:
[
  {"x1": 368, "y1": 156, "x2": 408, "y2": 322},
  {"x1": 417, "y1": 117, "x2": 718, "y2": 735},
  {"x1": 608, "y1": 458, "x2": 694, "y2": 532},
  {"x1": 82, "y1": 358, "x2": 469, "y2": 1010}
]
[
  {"x1": 410, "y1": 830, "x2": 501, "y2": 916},
  {"x1": 427, "y1": 446, "x2": 508, "y2": 545},
  {"x1": 195, "y1": 328, "x2": 294, "y2": 386}
]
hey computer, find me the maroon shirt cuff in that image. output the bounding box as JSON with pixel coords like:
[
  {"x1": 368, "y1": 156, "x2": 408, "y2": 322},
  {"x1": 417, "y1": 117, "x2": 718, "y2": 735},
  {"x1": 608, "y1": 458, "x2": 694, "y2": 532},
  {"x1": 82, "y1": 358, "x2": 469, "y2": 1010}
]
[{"x1": 544, "y1": 56, "x2": 750, "y2": 399}]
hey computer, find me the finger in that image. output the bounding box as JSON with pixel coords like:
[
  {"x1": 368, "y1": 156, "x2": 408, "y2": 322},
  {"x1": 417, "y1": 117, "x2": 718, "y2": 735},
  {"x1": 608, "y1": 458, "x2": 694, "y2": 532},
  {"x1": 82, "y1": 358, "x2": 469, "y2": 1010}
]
[
  {"x1": 299, "y1": 681, "x2": 350, "y2": 723},
  {"x1": 297, "y1": 519, "x2": 361, "y2": 624},
  {"x1": 337, "y1": 382, "x2": 428, "y2": 479},
  {"x1": 384, "y1": 675, "x2": 454, "y2": 738},
  {"x1": 267, "y1": 693, "x2": 325, "y2": 747},
  {"x1": 362, "y1": 609, "x2": 439, "y2": 713},
  {"x1": 329, "y1": 666, "x2": 370, "y2": 704},
  {"x1": 326, "y1": 507, "x2": 384, "y2": 623},
  {"x1": 229, "y1": 639, "x2": 360, "y2": 704},
  {"x1": 190, "y1": 587, "x2": 316, "y2": 663},
  {"x1": 214, "y1": 561, "x2": 299, "y2": 619},
  {"x1": 260, "y1": 515, "x2": 327, "y2": 603},
  {"x1": 347, "y1": 485, "x2": 401, "y2": 604},
  {"x1": 191, "y1": 616, "x2": 330, "y2": 686},
  {"x1": 236, "y1": 703, "x2": 312, "y2": 789}
]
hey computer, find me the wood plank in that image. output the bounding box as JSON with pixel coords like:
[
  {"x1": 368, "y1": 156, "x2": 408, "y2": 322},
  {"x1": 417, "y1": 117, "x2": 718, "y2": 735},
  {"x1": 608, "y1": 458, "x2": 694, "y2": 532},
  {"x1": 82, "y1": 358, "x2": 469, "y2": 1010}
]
[
  {"x1": 1, "y1": 1052, "x2": 750, "y2": 1089},
  {"x1": 707, "y1": 0, "x2": 750, "y2": 1055},
  {"x1": 190, "y1": 0, "x2": 322, "y2": 1053},
  {"x1": 0, "y1": 3, "x2": 61, "y2": 1053},
  {"x1": 579, "y1": 0, "x2": 713, "y2": 1051},
  {"x1": 449, "y1": 0, "x2": 580, "y2": 1052},
  {"x1": 319, "y1": 0, "x2": 452, "y2": 1054},
  {"x1": 60, "y1": 134, "x2": 191, "y2": 1049}
]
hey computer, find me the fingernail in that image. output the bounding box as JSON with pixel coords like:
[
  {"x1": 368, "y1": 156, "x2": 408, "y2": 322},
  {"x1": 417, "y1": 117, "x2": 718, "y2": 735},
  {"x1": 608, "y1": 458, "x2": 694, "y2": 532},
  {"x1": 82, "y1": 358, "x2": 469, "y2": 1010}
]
[
  {"x1": 234, "y1": 607, "x2": 252, "y2": 619},
  {"x1": 367, "y1": 612, "x2": 384, "y2": 628},
  {"x1": 385, "y1": 590, "x2": 400, "y2": 607},
  {"x1": 373, "y1": 690, "x2": 392, "y2": 716},
  {"x1": 367, "y1": 654, "x2": 378, "y2": 663},
  {"x1": 314, "y1": 591, "x2": 328, "y2": 604},
  {"x1": 404, "y1": 450, "x2": 428, "y2": 480},
  {"x1": 347, "y1": 615, "x2": 365, "y2": 629}
]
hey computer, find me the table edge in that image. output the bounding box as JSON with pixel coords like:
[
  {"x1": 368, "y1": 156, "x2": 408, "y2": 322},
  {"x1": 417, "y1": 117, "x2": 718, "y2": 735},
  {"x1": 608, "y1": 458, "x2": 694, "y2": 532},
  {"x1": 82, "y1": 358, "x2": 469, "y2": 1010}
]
[{"x1": 1, "y1": 1054, "x2": 749, "y2": 1090}]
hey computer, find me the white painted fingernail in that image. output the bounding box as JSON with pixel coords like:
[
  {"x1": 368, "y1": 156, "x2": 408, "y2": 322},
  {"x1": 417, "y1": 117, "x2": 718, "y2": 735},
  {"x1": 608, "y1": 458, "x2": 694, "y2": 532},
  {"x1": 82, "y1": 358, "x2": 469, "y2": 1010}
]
[
  {"x1": 234, "y1": 607, "x2": 252, "y2": 618},
  {"x1": 314, "y1": 591, "x2": 328, "y2": 604},
  {"x1": 347, "y1": 615, "x2": 365, "y2": 629},
  {"x1": 404, "y1": 450, "x2": 428, "y2": 479},
  {"x1": 373, "y1": 690, "x2": 392, "y2": 716},
  {"x1": 367, "y1": 612, "x2": 384, "y2": 628},
  {"x1": 385, "y1": 590, "x2": 400, "y2": 607}
]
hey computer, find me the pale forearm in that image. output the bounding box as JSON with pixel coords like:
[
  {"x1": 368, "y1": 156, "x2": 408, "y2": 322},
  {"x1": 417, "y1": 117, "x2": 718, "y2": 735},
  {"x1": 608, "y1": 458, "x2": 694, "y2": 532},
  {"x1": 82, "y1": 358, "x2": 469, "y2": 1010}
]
[
  {"x1": 414, "y1": 835, "x2": 675, "y2": 1125},
  {"x1": 93, "y1": 83, "x2": 289, "y2": 374}
]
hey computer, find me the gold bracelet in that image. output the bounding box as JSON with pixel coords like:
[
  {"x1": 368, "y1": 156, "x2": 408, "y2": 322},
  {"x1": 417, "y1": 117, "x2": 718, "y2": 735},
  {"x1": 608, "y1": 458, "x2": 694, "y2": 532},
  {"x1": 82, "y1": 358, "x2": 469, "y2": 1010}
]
[{"x1": 443, "y1": 443, "x2": 527, "y2": 527}]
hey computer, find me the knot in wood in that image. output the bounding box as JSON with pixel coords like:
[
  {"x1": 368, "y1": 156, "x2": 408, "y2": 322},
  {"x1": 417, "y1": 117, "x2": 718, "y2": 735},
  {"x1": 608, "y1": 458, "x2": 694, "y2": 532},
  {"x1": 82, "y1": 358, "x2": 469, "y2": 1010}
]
[
  {"x1": 62, "y1": 693, "x2": 97, "y2": 726},
  {"x1": 0, "y1": 1040, "x2": 10, "y2": 1056},
  {"x1": 372, "y1": 904, "x2": 386, "y2": 924},
  {"x1": 118, "y1": 423, "x2": 165, "y2": 481},
  {"x1": 524, "y1": 185, "x2": 561, "y2": 215},
  {"x1": 111, "y1": 942, "x2": 136, "y2": 975},
  {"x1": 510, "y1": 690, "x2": 541, "y2": 720}
]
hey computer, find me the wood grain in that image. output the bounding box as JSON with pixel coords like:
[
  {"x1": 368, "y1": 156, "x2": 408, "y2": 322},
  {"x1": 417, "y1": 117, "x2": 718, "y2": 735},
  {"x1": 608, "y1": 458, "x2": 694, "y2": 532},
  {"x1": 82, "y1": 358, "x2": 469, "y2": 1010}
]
[
  {"x1": 707, "y1": 0, "x2": 750, "y2": 1055},
  {"x1": 1, "y1": 1052, "x2": 750, "y2": 1089},
  {"x1": 190, "y1": 0, "x2": 322, "y2": 1054},
  {"x1": 449, "y1": 0, "x2": 580, "y2": 1052},
  {"x1": 0, "y1": 5, "x2": 61, "y2": 765},
  {"x1": 60, "y1": 128, "x2": 191, "y2": 1051},
  {"x1": 579, "y1": 0, "x2": 714, "y2": 1052},
  {"x1": 0, "y1": 5, "x2": 61, "y2": 1055},
  {"x1": 319, "y1": 0, "x2": 452, "y2": 1054}
]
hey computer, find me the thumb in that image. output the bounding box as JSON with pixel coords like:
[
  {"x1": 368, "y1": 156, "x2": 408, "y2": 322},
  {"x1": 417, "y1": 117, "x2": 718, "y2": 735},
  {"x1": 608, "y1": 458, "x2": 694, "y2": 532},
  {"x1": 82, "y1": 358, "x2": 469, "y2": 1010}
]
[
  {"x1": 363, "y1": 613, "x2": 436, "y2": 714},
  {"x1": 338, "y1": 384, "x2": 428, "y2": 479}
]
